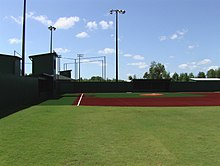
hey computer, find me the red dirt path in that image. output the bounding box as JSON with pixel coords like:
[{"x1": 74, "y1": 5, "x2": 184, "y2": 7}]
[{"x1": 74, "y1": 93, "x2": 220, "y2": 107}]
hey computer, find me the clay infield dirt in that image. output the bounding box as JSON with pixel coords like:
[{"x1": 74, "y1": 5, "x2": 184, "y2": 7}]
[{"x1": 73, "y1": 92, "x2": 220, "y2": 107}]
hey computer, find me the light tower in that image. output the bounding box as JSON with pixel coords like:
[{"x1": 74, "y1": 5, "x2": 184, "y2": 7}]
[
  {"x1": 48, "y1": 26, "x2": 56, "y2": 53},
  {"x1": 110, "y1": 9, "x2": 126, "y2": 82}
]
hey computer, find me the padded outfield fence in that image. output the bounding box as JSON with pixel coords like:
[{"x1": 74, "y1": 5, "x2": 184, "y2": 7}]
[
  {"x1": 0, "y1": 74, "x2": 55, "y2": 118},
  {"x1": 57, "y1": 79, "x2": 220, "y2": 94}
]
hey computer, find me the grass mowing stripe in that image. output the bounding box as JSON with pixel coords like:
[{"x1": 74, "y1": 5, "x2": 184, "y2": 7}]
[
  {"x1": 1, "y1": 105, "x2": 220, "y2": 165},
  {"x1": 39, "y1": 95, "x2": 78, "y2": 106}
]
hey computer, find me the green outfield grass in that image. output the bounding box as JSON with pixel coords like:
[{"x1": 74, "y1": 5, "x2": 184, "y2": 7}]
[
  {"x1": 1, "y1": 96, "x2": 220, "y2": 165},
  {"x1": 86, "y1": 92, "x2": 204, "y2": 98},
  {"x1": 39, "y1": 94, "x2": 78, "y2": 105}
]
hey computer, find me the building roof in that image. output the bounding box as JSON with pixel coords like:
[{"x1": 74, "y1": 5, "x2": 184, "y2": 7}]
[
  {"x1": 0, "y1": 54, "x2": 22, "y2": 60},
  {"x1": 56, "y1": 74, "x2": 74, "y2": 80},
  {"x1": 190, "y1": 78, "x2": 220, "y2": 81},
  {"x1": 29, "y1": 52, "x2": 58, "y2": 60}
]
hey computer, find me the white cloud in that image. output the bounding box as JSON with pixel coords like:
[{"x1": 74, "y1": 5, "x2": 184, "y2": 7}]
[
  {"x1": 98, "y1": 48, "x2": 115, "y2": 55},
  {"x1": 188, "y1": 44, "x2": 199, "y2": 49},
  {"x1": 124, "y1": 53, "x2": 145, "y2": 60},
  {"x1": 99, "y1": 20, "x2": 113, "y2": 30},
  {"x1": 76, "y1": 32, "x2": 89, "y2": 38},
  {"x1": 170, "y1": 33, "x2": 178, "y2": 40},
  {"x1": 197, "y1": 59, "x2": 212, "y2": 65},
  {"x1": 178, "y1": 64, "x2": 189, "y2": 70},
  {"x1": 54, "y1": 48, "x2": 70, "y2": 54},
  {"x1": 170, "y1": 30, "x2": 187, "y2": 40},
  {"x1": 207, "y1": 66, "x2": 219, "y2": 71},
  {"x1": 27, "y1": 12, "x2": 52, "y2": 26},
  {"x1": 159, "y1": 36, "x2": 167, "y2": 41},
  {"x1": 8, "y1": 38, "x2": 21, "y2": 44},
  {"x1": 86, "y1": 21, "x2": 98, "y2": 30},
  {"x1": 54, "y1": 16, "x2": 80, "y2": 29},
  {"x1": 127, "y1": 62, "x2": 148, "y2": 69},
  {"x1": 8, "y1": 12, "x2": 80, "y2": 30},
  {"x1": 9, "y1": 16, "x2": 22, "y2": 24},
  {"x1": 160, "y1": 29, "x2": 188, "y2": 41},
  {"x1": 178, "y1": 59, "x2": 212, "y2": 70},
  {"x1": 133, "y1": 55, "x2": 144, "y2": 60},
  {"x1": 124, "y1": 54, "x2": 133, "y2": 57}
]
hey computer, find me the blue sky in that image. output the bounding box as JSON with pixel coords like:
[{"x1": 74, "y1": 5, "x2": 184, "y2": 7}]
[{"x1": 1, "y1": 0, "x2": 220, "y2": 80}]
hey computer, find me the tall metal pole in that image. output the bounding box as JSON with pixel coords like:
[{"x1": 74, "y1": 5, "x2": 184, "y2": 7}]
[
  {"x1": 50, "y1": 29, "x2": 53, "y2": 53},
  {"x1": 74, "y1": 59, "x2": 77, "y2": 80},
  {"x1": 77, "y1": 54, "x2": 84, "y2": 82},
  {"x1": 104, "y1": 56, "x2": 106, "y2": 80},
  {"x1": 115, "y1": 12, "x2": 119, "y2": 82},
  {"x1": 48, "y1": 26, "x2": 56, "y2": 53},
  {"x1": 110, "y1": 9, "x2": 125, "y2": 82},
  {"x1": 102, "y1": 60, "x2": 104, "y2": 80},
  {"x1": 21, "y1": 0, "x2": 26, "y2": 76}
]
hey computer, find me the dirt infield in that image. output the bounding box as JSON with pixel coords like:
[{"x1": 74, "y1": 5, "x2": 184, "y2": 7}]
[
  {"x1": 140, "y1": 93, "x2": 164, "y2": 96},
  {"x1": 74, "y1": 92, "x2": 220, "y2": 107}
]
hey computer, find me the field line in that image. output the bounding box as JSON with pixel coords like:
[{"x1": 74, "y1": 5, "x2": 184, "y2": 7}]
[{"x1": 77, "y1": 93, "x2": 84, "y2": 106}]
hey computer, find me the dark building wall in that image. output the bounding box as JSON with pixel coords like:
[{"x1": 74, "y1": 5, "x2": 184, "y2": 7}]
[
  {"x1": 60, "y1": 70, "x2": 72, "y2": 78},
  {"x1": 0, "y1": 54, "x2": 21, "y2": 76},
  {"x1": 30, "y1": 53, "x2": 56, "y2": 75}
]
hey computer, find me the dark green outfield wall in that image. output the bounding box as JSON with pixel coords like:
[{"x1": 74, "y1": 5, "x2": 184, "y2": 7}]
[
  {"x1": 57, "y1": 81, "x2": 133, "y2": 93},
  {"x1": 57, "y1": 80, "x2": 220, "y2": 94},
  {"x1": 170, "y1": 81, "x2": 220, "y2": 92},
  {"x1": 0, "y1": 75, "x2": 39, "y2": 118}
]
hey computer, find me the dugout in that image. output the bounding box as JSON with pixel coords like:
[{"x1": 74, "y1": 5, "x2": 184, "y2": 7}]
[
  {"x1": 132, "y1": 79, "x2": 171, "y2": 92},
  {"x1": 0, "y1": 54, "x2": 21, "y2": 76}
]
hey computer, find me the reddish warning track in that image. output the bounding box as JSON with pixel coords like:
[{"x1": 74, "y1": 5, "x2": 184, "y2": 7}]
[{"x1": 75, "y1": 93, "x2": 220, "y2": 107}]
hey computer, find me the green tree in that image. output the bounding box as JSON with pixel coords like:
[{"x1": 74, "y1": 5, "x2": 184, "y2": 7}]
[
  {"x1": 216, "y1": 68, "x2": 220, "y2": 78},
  {"x1": 162, "y1": 71, "x2": 171, "y2": 79},
  {"x1": 172, "y1": 72, "x2": 179, "y2": 82},
  {"x1": 207, "y1": 69, "x2": 216, "y2": 78},
  {"x1": 197, "y1": 72, "x2": 206, "y2": 78},
  {"x1": 90, "y1": 76, "x2": 103, "y2": 82},
  {"x1": 128, "y1": 75, "x2": 133, "y2": 81},
  {"x1": 189, "y1": 72, "x2": 195, "y2": 78},
  {"x1": 147, "y1": 61, "x2": 167, "y2": 79},
  {"x1": 179, "y1": 73, "x2": 190, "y2": 82},
  {"x1": 143, "y1": 72, "x2": 149, "y2": 79}
]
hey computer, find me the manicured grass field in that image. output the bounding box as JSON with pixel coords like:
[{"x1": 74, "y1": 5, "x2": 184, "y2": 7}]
[
  {"x1": 1, "y1": 96, "x2": 220, "y2": 165},
  {"x1": 86, "y1": 92, "x2": 203, "y2": 98}
]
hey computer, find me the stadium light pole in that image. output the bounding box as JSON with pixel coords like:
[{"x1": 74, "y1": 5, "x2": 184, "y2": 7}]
[
  {"x1": 48, "y1": 26, "x2": 56, "y2": 53},
  {"x1": 21, "y1": 0, "x2": 26, "y2": 76},
  {"x1": 77, "y1": 54, "x2": 84, "y2": 82},
  {"x1": 110, "y1": 9, "x2": 126, "y2": 82}
]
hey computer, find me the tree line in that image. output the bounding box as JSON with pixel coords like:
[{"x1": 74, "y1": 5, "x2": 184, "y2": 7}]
[{"x1": 128, "y1": 61, "x2": 220, "y2": 82}]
